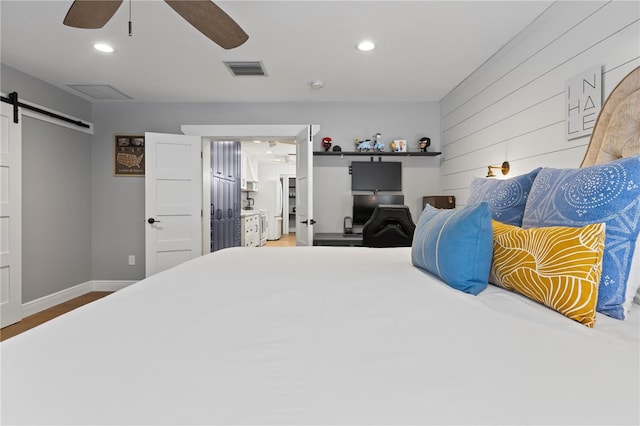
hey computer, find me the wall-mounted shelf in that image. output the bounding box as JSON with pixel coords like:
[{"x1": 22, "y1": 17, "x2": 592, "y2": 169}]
[{"x1": 313, "y1": 151, "x2": 441, "y2": 157}]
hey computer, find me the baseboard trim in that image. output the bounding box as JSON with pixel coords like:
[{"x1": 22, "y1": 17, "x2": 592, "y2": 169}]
[
  {"x1": 21, "y1": 280, "x2": 137, "y2": 317},
  {"x1": 92, "y1": 280, "x2": 136, "y2": 292},
  {"x1": 22, "y1": 281, "x2": 92, "y2": 318}
]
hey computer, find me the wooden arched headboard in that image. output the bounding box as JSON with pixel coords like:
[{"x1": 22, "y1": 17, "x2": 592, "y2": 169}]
[{"x1": 580, "y1": 66, "x2": 640, "y2": 167}]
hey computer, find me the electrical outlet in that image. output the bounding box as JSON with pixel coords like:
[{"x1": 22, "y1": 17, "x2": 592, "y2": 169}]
[{"x1": 128, "y1": 255, "x2": 135, "y2": 265}]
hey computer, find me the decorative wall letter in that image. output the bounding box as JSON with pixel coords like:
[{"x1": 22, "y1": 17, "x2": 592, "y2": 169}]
[{"x1": 565, "y1": 65, "x2": 602, "y2": 140}]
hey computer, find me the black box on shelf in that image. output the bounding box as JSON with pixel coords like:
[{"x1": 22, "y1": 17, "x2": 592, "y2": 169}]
[{"x1": 423, "y1": 196, "x2": 455, "y2": 210}]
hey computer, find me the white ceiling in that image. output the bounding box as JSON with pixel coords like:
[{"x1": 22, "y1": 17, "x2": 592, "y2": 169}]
[
  {"x1": 240, "y1": 140, "x2": 296, "y2": 165},
  {"x1": 1, "y1": 1, "x2": 552, "y2": 104}
]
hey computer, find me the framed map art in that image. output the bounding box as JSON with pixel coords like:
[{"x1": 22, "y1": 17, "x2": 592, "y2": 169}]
[{"x1": 115, "y1": 135, "x2": 145, "y2": 176}]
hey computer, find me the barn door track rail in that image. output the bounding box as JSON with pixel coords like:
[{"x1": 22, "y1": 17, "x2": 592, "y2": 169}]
[{"x1": 1, "y1": 91, "x2": 91, "y2": 129}]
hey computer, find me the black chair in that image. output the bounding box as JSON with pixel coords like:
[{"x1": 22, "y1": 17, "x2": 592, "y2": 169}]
[{"x1": 362, "y1": 204, "x2": 416, "y2": 247}]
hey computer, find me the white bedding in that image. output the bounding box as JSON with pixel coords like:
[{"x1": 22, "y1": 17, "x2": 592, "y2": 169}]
[{"x1": 2, "y1": 247, "x2": 639, "y2": 425}]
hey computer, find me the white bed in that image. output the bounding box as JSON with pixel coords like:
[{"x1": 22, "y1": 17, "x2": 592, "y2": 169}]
[
  {"x1": 2, "y1": 246, "x2": 639, "y2": 425},
  {"x1": 3, "y1": 67, "x2": 640, "y2": 425}
]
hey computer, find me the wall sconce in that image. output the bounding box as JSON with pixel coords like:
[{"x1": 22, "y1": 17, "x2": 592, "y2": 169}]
[{"x1": 486, "y1": 161, "x2": 510, "y2": 178}]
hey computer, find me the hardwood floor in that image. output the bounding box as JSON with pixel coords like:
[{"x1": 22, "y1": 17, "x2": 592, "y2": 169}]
[
  {"x1": 264, "y1": 233, "x2": 297, "y2": 247},
  {"x1": 0, "y1": 292, "x2": 113, "y2": 342}
]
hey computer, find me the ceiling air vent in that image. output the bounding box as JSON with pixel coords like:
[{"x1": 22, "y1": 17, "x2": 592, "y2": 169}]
[
  {"x1": 67, "y1": 84, "x2": 132, "y2": 100},
  {"x1": 224, "y1": 61, "x2": 267, "y2": 76}
]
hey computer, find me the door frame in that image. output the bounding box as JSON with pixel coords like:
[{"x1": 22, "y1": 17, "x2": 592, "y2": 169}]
[
  {"x1": 294, "y1": 125, "x2": 314, "y2": 246},
  {"x1": 280, "y1": 174, "x2": 295, "y2": 235},
  {"x1": 181, "y1": 125, "x2": 320, "y2": 248}
]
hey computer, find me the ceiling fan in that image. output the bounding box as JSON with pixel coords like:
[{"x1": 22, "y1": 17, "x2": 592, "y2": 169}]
[{"x1": 63, "y1": 0, "x2": 248, "y2": 50}]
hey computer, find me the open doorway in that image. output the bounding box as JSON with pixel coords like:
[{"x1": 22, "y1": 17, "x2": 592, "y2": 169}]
[
  {"x1": 182, "y1": 124, "x2": 319, "y2": 254},
  {"x1": 204, "y1": 139, "x2": 296, "y2": 252},
  {"x1": 204, "y1": 140, "x2": 296, "y2": 251},
  {"x1": 239, "y1": 140, "x2": 296, "y2": 245}
]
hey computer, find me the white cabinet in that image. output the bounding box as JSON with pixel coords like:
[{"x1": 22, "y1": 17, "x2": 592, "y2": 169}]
[
  {"x1": 241, "y1": 213, "x2": 260, "y2": 247},
  {"x1": 240, "y1": 154, "x2": 248, "y2": 190},
  {"x1": 247, "y1": 156, "x2": 259, "y2": 182},
  {"x1": 241, "y1": 151, "x2": 260, "y2": 192}
]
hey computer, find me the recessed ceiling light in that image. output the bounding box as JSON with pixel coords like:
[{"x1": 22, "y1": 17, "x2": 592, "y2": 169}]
[
  {"x1": 265, "y1": 150, "x2": 272, "y2": 154},
  {"x1": 94, "y1": 43, "x2": 114, "y2": 53},
  {"x1": 357, "y1": 40, "x2": 375, "y2": 52}
]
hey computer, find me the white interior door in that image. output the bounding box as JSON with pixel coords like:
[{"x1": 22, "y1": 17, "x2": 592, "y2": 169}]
[
  {"x1": 295, "y1": 125, "x2": 314, "y2": 246},
  {"x1": 145, "y1": 132, "x2": 202, "y2": 277},
  {"x1": 1, "y1": 102, "x2": 22, "y2": 327}
]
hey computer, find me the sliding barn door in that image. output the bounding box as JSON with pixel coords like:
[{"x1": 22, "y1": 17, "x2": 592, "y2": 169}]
[{"x1": 0, "y1": 103, "x2": 22, "y2": 327}]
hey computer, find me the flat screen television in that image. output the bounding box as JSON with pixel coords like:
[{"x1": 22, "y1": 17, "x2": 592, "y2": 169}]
[
  {"x1": 351, "y1": 161, "x2": 402, "y2": 192},
  {"x1": 353, "y1": 194, "x2": 405, "y2": 225}
]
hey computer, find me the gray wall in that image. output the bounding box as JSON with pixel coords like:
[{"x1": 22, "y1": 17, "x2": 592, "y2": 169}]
[
  {"x1": 91, "y1": 101, "x2": 441, "y2": 280},
  {"x1": 440, "y1": 1, "x2": 640, "y2": 205},
  {"x1": 1, "y1": 64, "x2": 92, "y2": 302},
  {"x1": 21, "y1": 117, "x2": 92, "y2": 301}
]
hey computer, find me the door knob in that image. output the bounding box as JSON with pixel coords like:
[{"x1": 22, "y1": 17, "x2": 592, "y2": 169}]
[{"x1": 147, "y1": 218, "x2": 161, "y2": 224}]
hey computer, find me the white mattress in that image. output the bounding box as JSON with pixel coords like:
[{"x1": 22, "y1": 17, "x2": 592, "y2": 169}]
[{"x1": 2, "y1": 247, "x2": 639, "y2": 425}]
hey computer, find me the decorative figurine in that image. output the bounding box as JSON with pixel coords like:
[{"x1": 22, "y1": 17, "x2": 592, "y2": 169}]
[
  {"x1": 322, "y1": 137, "x2": 332, "y2": 152},
  {"x1": 373, "y1": 132, "x2": 385, "y2": 152},
  {"x1": 357, "y1": 139, "x2": 372, "y2": 151},
  {"x1": 392, "y1": 139, "x2": 406, "y2": 152},
  {"x1": 419, "y1": 137, "x2": 431, "y2": 152},
  {"x1": 332, "y1": 145, "x2": 342, "y2": 152}
]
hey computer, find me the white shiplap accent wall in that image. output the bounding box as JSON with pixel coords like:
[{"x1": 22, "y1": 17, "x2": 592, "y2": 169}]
[{"x1": 440, "y1": 0, "x2": 640, "y2": 206}]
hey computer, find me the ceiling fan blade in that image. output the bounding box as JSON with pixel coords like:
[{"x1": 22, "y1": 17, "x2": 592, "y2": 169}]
[
  {"x1": 63, "y1": 0, "x2": 123, "y2": 29},
  {"x1": 164, "y1": 0, "x2": 248, "y2": 49}
]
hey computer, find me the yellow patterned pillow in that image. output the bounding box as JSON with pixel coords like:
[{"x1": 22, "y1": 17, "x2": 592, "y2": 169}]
[{"x1": 490, "y1": 220, "x2": 605, "y2": 327}]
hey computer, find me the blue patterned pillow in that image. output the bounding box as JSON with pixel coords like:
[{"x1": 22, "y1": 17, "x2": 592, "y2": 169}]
[
  {"x1": 522, "y1": 155, "x2": 640, "y2": 320},
  {"x1": 411, "y1": 203, "x2": 493, "y2": 295},
  {"x1": 468, "y1": 168, "x2": 541, "y2": 226}
]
